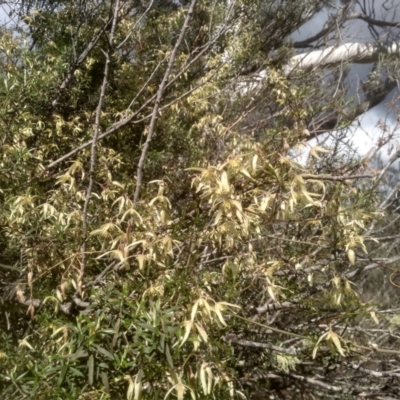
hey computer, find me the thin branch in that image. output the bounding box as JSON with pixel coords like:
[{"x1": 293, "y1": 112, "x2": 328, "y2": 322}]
[
  {"x1": 254, "y1": 301, "x2": 297, "y2": 314},
  {"x1": 45, "y1": 114, "x2": 138, "y2": 171},
  {"x1": 50, "y1": 1, "x2": 132, "y2": 108},
  {"x1": 83, "y1": 261, "x2": 117, "y2": 288},
  {"x1": 233, "y1": 313, "x2": 309, "y2": 339},
  {"x1": 373, "y1": 149, "x2": 400, "y2": 188},
  {"x1": 125, "y1": 54, "x2": 168, "y2": 112},
  {"x1": 378, "y1": 180, "x2": 400, "y2": 211},
  {"x1": 80, "y1": 0, "x2": 119, "y2": 282},
  {"x1": 347, "y1": 363, "x2": 400, "y2": 378},
  {"x1": 367, "y1": 234, "x2": 400, "y2": 241},
  {"x1": 0, "y1": 262, "x2": 20, "y2": 271},
  {"x1": 348, "y1": 13, "x2": 400, "y2": 28},
  {"x1": 51, "y1": 16, "x2": 113, "y2": 108},
  {"x1": 282, "y1": 372, "x2": 342, "y2": 392},
  {"x1": 226, "y1": 335, "x2": 298, "y2": 355},
  {"x1": 301, "y1": 174, "x2": 375, "y2": 181},
  {"x1": 293, "y1": 25, "x2": 334, "y2": 49},
  {"x1": 116, "y1": 0, "x2": 155, "y2": 50},
  {"x1": 127, "y1": 61, "x2": 227, "y2": 125},
  {"x1": 346, "y1": 254, "x2": 400, "y2": 279},
  {"x1": 133, "y1": 0, "x2": 198, "y2": 202}
]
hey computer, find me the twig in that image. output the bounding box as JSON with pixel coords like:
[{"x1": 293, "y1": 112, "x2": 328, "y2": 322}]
[
  {"x1": 254, "y1": 301, "x2": 298, "y2": 314},
  {"x1": 367, "y1": 234, "x2": 400, "y2": 241},
  {"x1": 0, "y1": 262, "x2": 20, "y2": 271},
  {"x1": 282, "y1": 372, "x2": 342, "y2": 392},
  {"x1": 373, "y1": 150, "x2": 400, "y2": 188},
  {"x1": 133, "y1": 0, "x2": 198, "y2": 202},
  {"x1": 346, "y1": 254, "x2": 400, "y2": 279},
  {"x1": 83, "y1": 261, "x2": 116, "y2": 288},
  {"x1": 226, "y1": 335, "x2": 298, "y2": 355},
  {"x1": 233, "y1": 313, "x2": 309, "y2": 339},
  {"x1": 347, "y1": 363, "x2": 400, "y2": 378},
  {"x1": 116, "y1": 0, "x2": 155, "y2": 50},
  {"x1": 125, "y1": 55, "x2": 167, "y2": 112},
  {"x1": 301, "y1": 173, "x2": 375, "y2": 181}
]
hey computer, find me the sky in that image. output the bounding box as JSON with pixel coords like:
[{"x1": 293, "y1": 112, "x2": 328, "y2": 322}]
[{"x1": 0, "y1": 4, "x2": 12, "y2": 27}]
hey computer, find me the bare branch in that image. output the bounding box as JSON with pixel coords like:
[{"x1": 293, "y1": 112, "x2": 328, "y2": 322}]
[
  {"x1": 346, "y1": 254, "x2": 400, "y2": 279},
  {"x1": 83, "y1": 261, "x2": 117, "y2": 288},
  {"x1": 116, "y1": 0, "x2": 155, "y2": 50},
  {"x1": 348, "y1": 13, "x2": 400, "y2": 28},
  {"x1": 133, "y1": 0, "x2": 199, "y2": 201},
  {"x1": 254, "y1": 301, "x2": 298, "y2": 314},
  {"x1": 347, "y1": 363, "x2": 400, "y2": 378},
  {"x1": 282, "y1": 372, "x2": 342, "y2": 392},
  {"x1": 301, "y1": 174, "x2": 375, "y2": 181},
  {"x1": 293, "y1": 25, "x2": 333, "y2": 48},
  {"x1": 80, "y1": 0, "x2": 119, "y2": 282},
  {"x1": 373, "y1": 149, "x2": 400, "y2": 187},
  {"x1": 51, "y1": 17, "x2": 113, "y2": 108},
  {"x1": 226, "y1": 334, "x2": 298, "y2": 355}
]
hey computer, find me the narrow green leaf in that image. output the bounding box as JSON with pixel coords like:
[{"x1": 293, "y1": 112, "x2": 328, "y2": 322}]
[{"x1": 88, "y1": 354, "x2": 94, "y2": 385}]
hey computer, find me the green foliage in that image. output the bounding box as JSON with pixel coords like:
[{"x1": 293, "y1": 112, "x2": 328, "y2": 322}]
[{"x1": 0, "y1": 1, "x2": 398, "y2": 399}]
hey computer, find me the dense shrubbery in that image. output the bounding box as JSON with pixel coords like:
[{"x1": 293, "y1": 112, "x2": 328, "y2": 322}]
[{"x1": 1, "y1": 1, "x2": 400, "y2": 399}]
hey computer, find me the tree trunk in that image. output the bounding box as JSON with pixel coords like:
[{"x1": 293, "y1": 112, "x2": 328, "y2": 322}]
[{"x1": 286, "y1": 42, "x2": 400, "y2": 74}]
